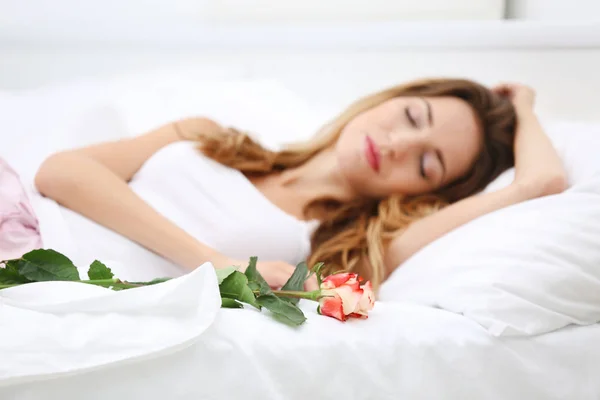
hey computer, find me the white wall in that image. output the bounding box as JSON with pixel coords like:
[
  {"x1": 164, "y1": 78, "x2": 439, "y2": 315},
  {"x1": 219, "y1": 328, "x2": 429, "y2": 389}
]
[
  {"x1": 0, "y1": 0, "x2": 505, "y2": 26},
  {"x1": 2, "y1": 46, "x2": 600, "y2": 122},
  {"x1": 2, "y1": 1, "x2": 600, "y2": 122},
  {"x1": 507, "y1": 0, "x2": 600, "y2": 20},
  {"x1": 202, "y1": 0, "x2": 505, "y2": 22}
]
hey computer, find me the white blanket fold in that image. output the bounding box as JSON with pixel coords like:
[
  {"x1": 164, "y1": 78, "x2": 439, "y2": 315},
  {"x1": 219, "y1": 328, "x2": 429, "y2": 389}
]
[{"x1": 0, "y1": 263, "x2": 221, "y2": 386}]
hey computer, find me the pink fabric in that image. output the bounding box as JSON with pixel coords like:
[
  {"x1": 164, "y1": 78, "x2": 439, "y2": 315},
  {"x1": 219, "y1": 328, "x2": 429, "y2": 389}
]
[{"x1": 0, "y1": 157, "x2": 42, "y2": 260}]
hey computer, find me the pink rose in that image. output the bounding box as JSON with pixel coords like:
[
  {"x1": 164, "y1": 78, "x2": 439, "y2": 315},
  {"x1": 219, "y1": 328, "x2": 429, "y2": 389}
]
[
  {"x1": 318, "y1": 273, "x2": 375, "y2": 321},
  {"x1": 352, "y1": 280, "x2": 375, "y2": 318}
]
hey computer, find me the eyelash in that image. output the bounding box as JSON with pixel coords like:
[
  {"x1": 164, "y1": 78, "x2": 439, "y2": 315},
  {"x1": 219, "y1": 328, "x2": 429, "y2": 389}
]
[
  {"x1": 419, "y1": 154, "x2": 427, "y2": 180},
  {"x1": 404, "y1": 107, "x2": 418, "y2": 128}
]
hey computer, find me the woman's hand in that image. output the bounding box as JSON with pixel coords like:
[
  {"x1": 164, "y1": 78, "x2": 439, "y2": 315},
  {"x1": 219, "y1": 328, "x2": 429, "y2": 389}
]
[
  {"x1": 493, "y1": 82, "x2": 536, "y2": 114},
  {"x1": 210, "y1": 253, "x2": 319, "y2": 291},
  {"x1": 492, "y1": 82, "x2": 567, "y2": 198}
]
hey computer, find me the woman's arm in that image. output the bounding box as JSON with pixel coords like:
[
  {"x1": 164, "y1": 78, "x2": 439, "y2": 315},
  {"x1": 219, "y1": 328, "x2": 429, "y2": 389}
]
[
  {"x1": 384, "y1": 83, "x2": 567, "y2": 273},
  {"x1": 35, "y1": 118, "x2": 223, "y2": 269},
  {"x1": 507, "y1": 90, "x2": 567, "y2": 196},
  {"x1": 62, "y1": 117, "x2": 222, "y2": 182},
  {"x1": 35, "y1": 117, "x2": 302, "y2": 288}
]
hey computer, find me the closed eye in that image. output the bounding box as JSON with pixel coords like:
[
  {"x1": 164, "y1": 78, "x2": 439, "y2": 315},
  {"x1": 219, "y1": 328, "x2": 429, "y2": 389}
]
[
  {"x1": 420, "y1": 151, "x2": 445, "y2": 185},
  {"x1": 419, "y1": 154, "x2": 427, "y2": 179},
  {"x1": 404, "y1": 107, "x2": 418, "y2": 128}
]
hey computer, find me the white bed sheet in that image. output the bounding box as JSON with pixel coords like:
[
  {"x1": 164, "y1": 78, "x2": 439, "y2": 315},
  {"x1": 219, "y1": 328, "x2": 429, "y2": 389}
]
[
  {"x1": 1, "y1": 299, "x2": 599, "y2": 400},
  {"x1": 2, "y1": 75, "x2": 600, "y2": 399}
]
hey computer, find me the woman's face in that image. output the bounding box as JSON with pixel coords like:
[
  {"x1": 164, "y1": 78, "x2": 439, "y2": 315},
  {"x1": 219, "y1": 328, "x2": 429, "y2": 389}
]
[{"x1": 335, "y1": 96, "x2": 482, "y2": 198}]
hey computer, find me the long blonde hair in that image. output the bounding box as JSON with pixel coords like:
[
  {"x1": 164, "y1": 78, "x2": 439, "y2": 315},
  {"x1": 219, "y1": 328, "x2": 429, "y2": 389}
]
[{"x1": 195, "y1": 78, "x2": 516, "y2": 290}]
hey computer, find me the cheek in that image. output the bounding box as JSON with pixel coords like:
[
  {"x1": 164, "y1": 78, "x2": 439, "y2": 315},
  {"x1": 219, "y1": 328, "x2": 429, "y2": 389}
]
[
  {"x1": 335, "y1": 130, "x2": 358, "y2": 165},
  {"x1": 335, "y1": 137, "x2": 384, "y2": 197},
  {"x1": 336, "y1": 146, "x2": 366, "y2": 186},
  {"x1": 386, "y1": 169, "x2": 427, "y2": 196},
  {"x1": 335, "y1": 133, "x2": 359, "y2": 171}
]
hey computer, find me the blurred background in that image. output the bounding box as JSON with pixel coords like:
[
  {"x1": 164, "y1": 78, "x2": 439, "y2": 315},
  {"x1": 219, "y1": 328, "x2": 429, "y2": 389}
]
[{"x1": 1, "y1": 0, "x2": 599, "y2": 121}]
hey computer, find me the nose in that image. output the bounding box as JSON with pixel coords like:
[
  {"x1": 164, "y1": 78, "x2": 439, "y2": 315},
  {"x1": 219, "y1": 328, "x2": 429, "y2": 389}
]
[{"x1": 381, "y1": 131, "x2": 424, "y2": 160}]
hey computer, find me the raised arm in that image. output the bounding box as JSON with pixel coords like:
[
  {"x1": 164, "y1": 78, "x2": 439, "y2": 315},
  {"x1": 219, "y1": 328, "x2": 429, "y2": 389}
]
[
  {"x1": 384, "y1": 83, "x2": 567, "y2": 274},
  {"x1": 35, "y1": 117, "x2": 304, "y2": 288}
]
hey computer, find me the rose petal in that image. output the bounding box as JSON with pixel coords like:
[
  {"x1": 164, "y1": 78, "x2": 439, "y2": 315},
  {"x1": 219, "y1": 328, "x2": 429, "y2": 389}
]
[
  {"x1": 345, "y1": 275, "x2": 361, "y2": 289},
  {"x1": 320, "y1": 280, "x2": 335, "y2": 290},
  {"x1": 333, "y1": 285, "x2": 363, "y2": 316},
  {"x1": 319, "y1": 291, "x2": 346, "y2": 321},
  {"x1": 358, "y1": 281, "x2": 375, "y2": 313},
  {"x1": 321, "y1": 273, "x2": 353, "y2": 288}
]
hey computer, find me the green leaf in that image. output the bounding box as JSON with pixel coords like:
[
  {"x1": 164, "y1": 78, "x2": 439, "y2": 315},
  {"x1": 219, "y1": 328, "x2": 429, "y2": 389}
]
[
  {"x1": 256, "y1": 294, "x2": 307, "y2": 327},
  {"x1": 247, "y1": 281, "x2": 261, "y2": 292},
  {"x1": 221, "y1": 298, "x2": 244, "y2": 309},
  {"x1": 87, "y1": 260, "x2": 114, "y2": 280},
  {"x1": 219, "y1": 271, "x2": 260, "y2": 309},
  {"x1": 12, "y1": 249, "x2": 80, "y2": 282},
  {"x1": 0, "y1": 262, "x2": 33, "y2": 285},
  {"x1": 244, "y1": 256, "x2": 272, "y2": 296},
  {"x1": 215, "y1": 266, "x2": 237, "y2": 285},
  {"x1": 280, "y1": 262, "x2": 310, "y2": 305}
]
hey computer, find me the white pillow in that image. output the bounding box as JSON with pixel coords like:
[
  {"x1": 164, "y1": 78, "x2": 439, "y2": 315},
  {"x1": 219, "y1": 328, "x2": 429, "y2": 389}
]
[
  {"x1": 106, "y1": 75, "x2": 322, "y2": 149},
  {"x1": 0, "y1": 81, "x2": 124, "y2": 182},
  {"x1": 0, "y1": 72, "x2": 322, "y2": 180},
  {"x1": 379, "y1": 120, "x2": 600, "y2": 337}
]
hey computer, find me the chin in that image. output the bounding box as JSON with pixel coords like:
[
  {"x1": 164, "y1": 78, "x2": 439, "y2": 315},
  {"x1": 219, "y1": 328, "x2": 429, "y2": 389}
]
[{"x1": 336, "y1": 150, "x2": 376, "y2": 192}]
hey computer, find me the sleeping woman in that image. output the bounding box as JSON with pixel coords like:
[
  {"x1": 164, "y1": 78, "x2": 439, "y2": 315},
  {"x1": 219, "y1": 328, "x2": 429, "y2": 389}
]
[{"x1": 3, "y1": 78, "x2": 566, "y2": 292}]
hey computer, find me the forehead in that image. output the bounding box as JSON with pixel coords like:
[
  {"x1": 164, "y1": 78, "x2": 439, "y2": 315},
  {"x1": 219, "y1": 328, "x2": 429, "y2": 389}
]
[{"x1": 426, "y1": 96, "x2": 479, "y2": 131}]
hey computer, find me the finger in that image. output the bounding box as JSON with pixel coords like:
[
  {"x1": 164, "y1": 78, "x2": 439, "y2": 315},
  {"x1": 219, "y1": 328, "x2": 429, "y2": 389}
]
[
  {"x1": 265, "y1": 264, "x2": 292, "y2": 289},
  {"x1": 304, "y1": 274, "x2": 319, "y2": 292},
  {"x1": 279, "y1": 266, "x2": 295, "y2": 284},
  {"x1": 267, "y1": 274, "x2": 285, "y2": 289},
  {"x1": 492, "y1": 83, "x2": 512, "y2": 95},
  {"x1": 494, "y1": 88, "x2": 514, "y2": 100},
  {"x1": 492, "y1": 82, "x2": 511, "y2": 89},
  {"x1": 492, "y1": 88, "x2": 511, "y2": 98},
  {"x1": 256, "y1": 262, "x2": 279, "y2": 289}
]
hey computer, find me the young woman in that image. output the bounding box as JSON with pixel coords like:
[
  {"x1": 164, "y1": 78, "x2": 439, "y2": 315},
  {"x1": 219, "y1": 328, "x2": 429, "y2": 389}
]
[{"x1": 31, "y1": 78, "x2": 566, "y2": 292}]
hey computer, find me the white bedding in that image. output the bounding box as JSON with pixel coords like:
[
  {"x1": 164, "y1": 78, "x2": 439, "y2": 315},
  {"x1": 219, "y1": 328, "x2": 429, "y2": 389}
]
[
  {"x1": 2, "y1": 292, "x2": 600, "y2": 400},
  {"x1": 2, "y1": 71, "x2": 600, "y2": 399}
]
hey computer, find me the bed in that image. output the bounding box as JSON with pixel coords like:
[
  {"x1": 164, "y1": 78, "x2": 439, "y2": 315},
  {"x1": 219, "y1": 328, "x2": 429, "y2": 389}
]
[
  {"x1": 2, "y1": 18, "x2": 600, "y2": 399},
  {"x1": 3, "y1": 279, "x2": 600, "y2": 400}
]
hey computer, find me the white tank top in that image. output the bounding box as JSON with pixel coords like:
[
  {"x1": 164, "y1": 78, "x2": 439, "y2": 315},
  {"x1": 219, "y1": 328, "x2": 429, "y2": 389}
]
[{"x1": 43, "y1": 142, "x2": 317, "y2": 281}]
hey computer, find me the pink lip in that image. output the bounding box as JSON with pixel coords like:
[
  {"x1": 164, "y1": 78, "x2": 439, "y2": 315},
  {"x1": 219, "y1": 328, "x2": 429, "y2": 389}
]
[{"x1": 364, "y1": 135, "x2": 381, "y2": 173}]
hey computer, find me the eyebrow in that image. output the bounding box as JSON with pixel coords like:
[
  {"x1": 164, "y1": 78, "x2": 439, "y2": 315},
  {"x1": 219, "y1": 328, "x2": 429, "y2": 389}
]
[{"x1": 421, "y1": 97, "x2": 433, "y2": 126}]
